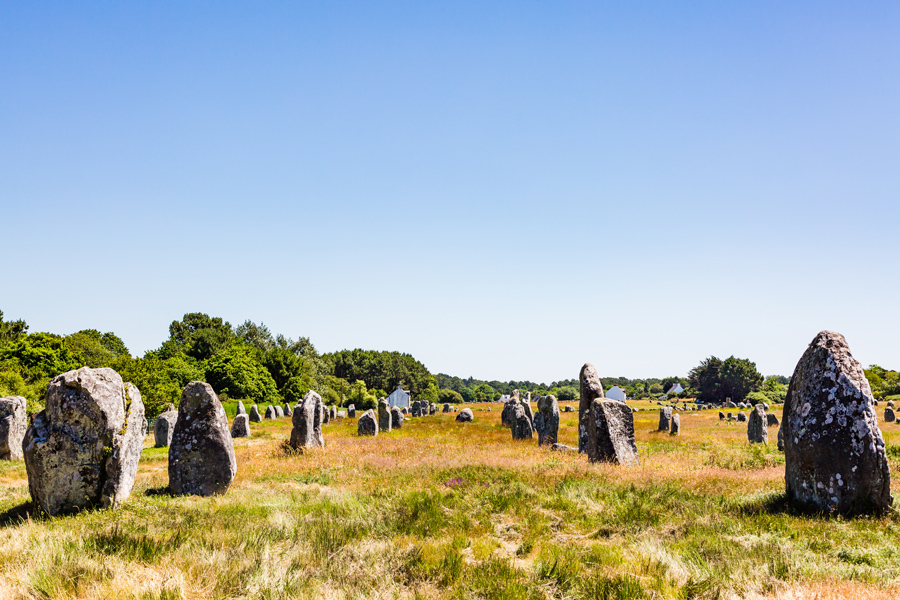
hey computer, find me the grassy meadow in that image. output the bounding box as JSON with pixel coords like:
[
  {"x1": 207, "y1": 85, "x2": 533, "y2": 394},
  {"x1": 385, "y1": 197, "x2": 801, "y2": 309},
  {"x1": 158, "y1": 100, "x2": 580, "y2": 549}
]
[{"x1": 2, "y1": 400, "x2": 900, "y2": 599}]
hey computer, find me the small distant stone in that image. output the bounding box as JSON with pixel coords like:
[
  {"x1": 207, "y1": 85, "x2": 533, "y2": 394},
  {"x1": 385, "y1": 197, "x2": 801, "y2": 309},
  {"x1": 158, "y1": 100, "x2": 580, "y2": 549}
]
[
  {"x1": 670, "y1": 414, "x2": 680, "y2": 436},
  {"x1": 442, "y1": 403, "x2": 450, "y2": 413},
  {"x1": 456, "y1": 408, "x2": 474, "y2": 422},
  {"x1": 747, "y1": 405, "x2": 767, "y2": 444},
  {"x1": 264, "y1": 405, "x2": 276, "y2": 420},
  {"x1": 718, "y1": 411, "x2": 725, "y2": 420},
  {"x1": 0, "y1": 396, "x2": 28, "y2": 460},
  {"x1": 737, "y1": 413, "x2": 747, "y2": 422},
  {"x1": 231, "y1": 414, "x2": 250, "y2": 438},
  {"x1": 551, "y1": 443, "x2": 575, "y2": 452},
  {"x1": 766, "y1": 413, "x2": 780, "y2": 427},
  {"x1": 357, "y1": 409, "x2": 378, "y2": 436},
  {"x1": 154, "y1": 410, "x2": 178, "y2": 448},
  {"x1": 348, "y1": 404, "x2": 356, "y2": 418},
  {"x1": 283, "y1": 403, "x2": 292, "y2": 417},
  {"x1": 391, "y1": 406, "x2": 404, "y2": 429},
  {"x1": 275, "y1": 406, "x2": 284, "y2": 418},
  {"x1": 249, "y1": 405, "x2": 262, "y2": 422}
]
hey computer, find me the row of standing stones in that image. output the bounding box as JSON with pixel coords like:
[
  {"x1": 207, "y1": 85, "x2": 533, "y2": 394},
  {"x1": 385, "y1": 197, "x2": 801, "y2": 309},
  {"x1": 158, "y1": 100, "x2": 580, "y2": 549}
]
[{"x1": 0, "y1": 331, "x2": 891, "y2": 516}]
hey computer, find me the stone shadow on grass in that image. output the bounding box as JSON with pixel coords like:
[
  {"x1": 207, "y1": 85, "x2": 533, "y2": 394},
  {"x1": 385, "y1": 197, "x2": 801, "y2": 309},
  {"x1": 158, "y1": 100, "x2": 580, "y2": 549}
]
[
  {"x1": 144, "y1": 485, "x2": 175, "y2": 497},
  {"x1": 0, "y1": 501, "x2": 45, "y2": 527},
  {"x1": 738, "y1": 491, "x2": 900, "y2": 520}
]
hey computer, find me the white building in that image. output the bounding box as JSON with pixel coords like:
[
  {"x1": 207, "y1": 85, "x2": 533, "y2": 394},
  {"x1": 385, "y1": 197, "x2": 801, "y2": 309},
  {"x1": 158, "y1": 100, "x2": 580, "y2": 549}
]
[
  {"x1": 666, "y1": 383, "x2": 685, "y2": 395},
  {"x1": 606, "y1": 386, "x2": 627, "y2": 402},
  {"x1": 387, "y1": 385, "x2": 411, "y2": 408}
]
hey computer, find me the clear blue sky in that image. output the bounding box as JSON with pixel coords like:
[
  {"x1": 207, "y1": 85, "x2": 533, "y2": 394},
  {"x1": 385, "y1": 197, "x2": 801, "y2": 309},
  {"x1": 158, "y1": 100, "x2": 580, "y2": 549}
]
[{"x1": 2, "y1": 2, "x2": 898, "y2": 383}]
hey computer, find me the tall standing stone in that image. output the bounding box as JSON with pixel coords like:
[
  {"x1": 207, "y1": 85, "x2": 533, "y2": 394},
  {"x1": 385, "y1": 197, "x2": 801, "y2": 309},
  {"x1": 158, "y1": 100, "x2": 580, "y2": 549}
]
[
  {"x1": 348, "y1": 404, "x2": 356, "y2": 418},
  {"x1": 283, "y1": 403, "x2": 292, "y2": 417},
  {"x1": 670, "y1": 414, "x2": 680, "y2": 436},
  {"x1": 429, "y1": 402, "x2": 436, "y2": 415},
  {"x1": 747, "y1": 404, "x2": 767, "y2": 444},
  {"x1": 169, "y1": 382, "x2": 237, "y2": 497},
  {"x1": 23, "y1": 367, "x2": 146, "y2": 514},
  {"x1": 290, "y1": 391, "x2": 325, "y2": 450},
  {"x1": 767, "y1": 413, "x2": 780, "y2": 427},
  {"x1": 657, "y1": 407, "x2": 673, "y2": 432},
  {"x1": 0, "y1": 396, "x2": 27, "y2": 460},
  {"x1": 501, "y1": 396, "x2": 517, "y2": 428},
  {"x1": 236, "y1": 401, "x2": 246, "y2": 416},
  {"x1": 579, "y1": 363, "x2": 605, "y2": 453},
  {"x1": 330, "y1": 406, "x2": 337, "y2": 421},
  {"x1": 391, "y1": 406, "x2": 404, "y2": 429},
  {"x1": 885, "y1": 408, "x2": 895, "y2": 423},
  {"x1": 534, "y1": 395, "x2": 559, "y2": 446},
  {"x1": 275, "y1": 405, "x2": 284, "y2": 418},
  {"x1": 411, "y1": 401, "x2": 422, "y2": 417},
  {"x1": 231, "y1": 414, "x2": 250, "y2": 438},
  {"x1": 264, "y1": 405, "x2": 276, "y2": 420},
  {"x1": 511, "y1": 402, "x2": 533, "y2": 440},
  {"x1": 585, "y1": 399, "x2": 639, "y2": 465},
  {"x1": 378, "y1": 398, "x2": 392, "y2": 432},
  {"x1": 249, "y1": 405, "x2": 262, "y2": 423},
  {"x1": 443, "y1": 403, "x2": 450, "y2": 413},
  {"x1": 357, "y1": 409, "x2": 378, "y2": 436},
  {"x1": 322, "y1": 405, "x2": 330, "y2": 424},
  {"x1": 783, "y1": 331, "x2": 892, "y2": 514},
  {"x1": 154, "y1": 409, "x2": 178, "y2": 448}
]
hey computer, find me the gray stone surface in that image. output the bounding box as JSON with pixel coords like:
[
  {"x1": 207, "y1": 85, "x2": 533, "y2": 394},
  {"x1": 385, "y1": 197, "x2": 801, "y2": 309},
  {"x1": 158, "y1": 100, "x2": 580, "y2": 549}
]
[
  {"x1": 718, "y1": 411, "x2": 725, "y2": 420},
  {"x1": 430, "y1": 402, "x2": 437, "y2": 415},
  {"x1": 264, "y1": 405, "x2": 276, "y2": 420},
  {"x1": 236, "y1": 401, "x2": 246, "y2": 416},
  {"x1": 443, "y1": 403, "x2": 450, "y2": 413},
  {"x1": 670, "y1": 414, "x2": 680, "y2": 436},
  {"x1": 747, "y1": 404, "x2": 768, "y2": 444},
  {"x1": 169, "y1": 382, "x2": 236, "y2": 497},
  {"x1": 511, "y1": 401, "x2": 534, "y2": 440},
  {"x1": 778, "y1": 426, "x2": 784, "y2": 451},
  {"x1": 391, "y1": 406, "x2": 404, "y2": 429},
  {"x1": 357, "y1": 409, "x2": 378, "y2": 436},
  {"x1": 885, "y1": 408, "x2": 895, "y2": 423},
  {"x1": 657, "y1": 407, "x2": 673, "y2": 432},
  {"x1": 231, "y1": 413, "x2": 250, "y2": 438},
  {"x1": 564, "y1": 405, "x2": 574, "y2": 412},
  {"x1": 330, "y1": 406, "x2": 337, "y2": 421},
  {"x1": 348, "y1": 404, "x2": 356, "y2": 418},
  {"x1": 290, "y1": 391, "x2": 325, "y2": 450},
  {"x1": 501, "y1": 396, "x2": 517, "y2": 428},
  {"x1": 783, "y1": 330, "x2": 892, "y2": 514},
  {"x1": 23, "y1": 367, "x2": 146, "y2": 514},
  {"x1": 550, "y1": 443, "x2": 575, "y2": 452},
  {"x1": 275, "y1": 406, "x2": 284, "y2": 418},
  {"x1": 456, "y1": 408, "x2": 474, "y2": 422},
  {"x1": 378, "y1": 398, "x2": 392, "y2": 432},
  {"x1": 154, "y1": 410, "x2": 178, "y2": 448},
  {"x1": 283, "y1": 403, "x2": 292, "y2": 417},
  {"x1": 534, "y1": 395, "x2": 559, "y2": 446},
  {"x1": 767, "y1": 413, "x2": 780, "y2": 427},
  {"x1": 737, "y1": 412, "x2": 747, "y2": 422},
  {"x1": 0, "y1": 396, "x2": 27, "y2": 460},
  {"x1": 411, "y1": 401, "x2": 422, "y2": 417},
  {"x1": 249, "y1": 405, "x2": 262, "y2": 422},
  {"x1": 579, "y1": 363, "x2": 605, "y2": 453},
  {"x1": 585, "y1": 399, "x2": 639, "y2": 465}
]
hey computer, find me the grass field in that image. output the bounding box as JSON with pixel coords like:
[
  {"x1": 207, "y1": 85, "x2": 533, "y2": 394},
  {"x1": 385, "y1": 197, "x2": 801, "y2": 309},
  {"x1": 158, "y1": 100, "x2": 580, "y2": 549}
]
[{"x1": 2, "y1": 401, "x2": 900, "y2": 599}]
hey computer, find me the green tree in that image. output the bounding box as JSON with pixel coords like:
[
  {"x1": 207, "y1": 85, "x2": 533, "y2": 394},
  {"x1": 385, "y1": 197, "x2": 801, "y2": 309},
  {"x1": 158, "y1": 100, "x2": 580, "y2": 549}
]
[
  {"x1": 719, "y1": 356, "x2": 763, "y2": 402},
  {"x1": 688, "y1": 356, "x2": 723, "y2": 403},
  {"x1": 168, "y1": 313, "x2": 235, "y2": 361},
  {"x1": 0, "y1": 333, "x2": 82, "y2": 381},
  {"x1": 205, "y1": 345, "x2": 279, "y2": 403},
  {"x1": 64, "y1": 329, "x2": 130, "y2": 368},
  {"x1": 438, "y1": 388, "x2": 464, "y2": 404},
  {"x1": 113, "y1": 354, "x2": 205, "y2": 418},
  {"x1": 0, "y1": 310, "x2": 28, "y2": 345}
]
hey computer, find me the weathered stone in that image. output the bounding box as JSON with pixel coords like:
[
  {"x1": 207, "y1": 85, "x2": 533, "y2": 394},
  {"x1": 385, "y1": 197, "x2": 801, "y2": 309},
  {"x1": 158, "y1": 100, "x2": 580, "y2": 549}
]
[
  {"x1": 249, "y1": 405, "x2": 262, "y2": 422},
  {"x1": 767, "y1": 413, "x2": 780, "y2": 427},
  {"x1": 231, "y1": 414, "x2": 250, "y2": 438},
  {"x1": 748, "y1": 405, "x2": 768, "y2": 444},
  {"x1": 670, "y1": 414, "x2": 680, "y2": 436},
  {"x1": 727, "y1": 412, "x2": 734, "y2": 420},
  {"x1": 357, "y1": 409, "x2": 378, "y2": 436},
  {"x1": 411, "y1": 401, "x2": 422, "y2": 418},
  {"x1": 777, "y1": 426, "x2": 784, "y2": 451},
  {"x1": 378, "y1": 398, "x2": 392, "y2": 432},
  {"x1": 337, "y1": 410, "x2": 346, "y2": 418},
  {"x1": 725, "y1": 400, "x2": 736, "y2": 408},
  {"x1": 430, "y1": 402, "x2": 437, "y2": 415},
  {"x1": 0, "y1": 396, "x2": 27, "y2": 460},
  {"x1": 348, "y1": 404, "x2": 356, "y2": 418},
  {"x1": 275, "y1": 406, "x2": 284, "y2": 418},
  {"x1": 511, "y1": 402, "x2": 534, "y2": 440},
  {"x1": 889, "y1": 401, "x2": 895, "y2": 408},
  {"x1": 401, "y1": 407, "x2": 409, "y2": 415},
  {"x1": 657, "y1": 407, "x2": 672, "y2": 432},
  {"x1": 391, "y1": 406, "x2": 404, "y2": 429},
  {"x1": 783, "y1": 331, "x2": 892, "y2": 514},
  {"x1": 330, "y1": 406, "x2": 337, "y2": 421},
  {"x1": 154, "y1": 410, "x2": 178, "y2": 448},
  {"x1": 579, "y1": 363, "x2": 605, "y2": 453},
  {"x1": 322, "y1": 405, "x2": 330, "y2": 424},
  {"x1": 550, "y1": 443, "x2": 575, "y2": 452},
  {"x1": 23, "y1": 368, "x2": 146, "y2": 514},
  {"x1": 534, "y1": 395, "x2": 559, "y2": 446},
  {"x1": 737, "y1": 412, "x2": 747, "y2": 422},
  {"x1": 236, "y1": 401, "x2": 246, "y2": 416},
  {"x1": 169, "y1": 382, "x2": 236, "y2": 497},
  {"x1": 456, "y1": 408, "x2": 474, "y2": 422},
  {"x1": 442, "y1": 403, "x2": 450, "y2": 413},
  {"x1": 283, "y1": 403, "x2": 292, "y2": 417},
  {"x1": 718, "y1": 411, "x2": 725, "y2": 420},
  {"x1": 501, "y1": 397, "x2": 517, "y2": 428},
  {"x1": 264, "y1": 405, "x2": 276, "y2": 420},
  {"x1": 564, "y1": 405, "x2": 574, "y2": 412},
  {"x1": 885, "y1": 408, "x2": 895, "y2": 423},
  {"x1": 585, "y1": 399, "x2": 639, "y2": 465},
  {"x1": 290, "y1": 391, "x2": 325, "y2": 449}
]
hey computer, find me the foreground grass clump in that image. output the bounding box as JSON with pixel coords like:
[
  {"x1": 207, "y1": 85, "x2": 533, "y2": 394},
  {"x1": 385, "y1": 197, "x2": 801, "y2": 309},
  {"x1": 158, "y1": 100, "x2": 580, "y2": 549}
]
[{"x1": 1, "y1": 401, "x2": 900, "y2": 599}]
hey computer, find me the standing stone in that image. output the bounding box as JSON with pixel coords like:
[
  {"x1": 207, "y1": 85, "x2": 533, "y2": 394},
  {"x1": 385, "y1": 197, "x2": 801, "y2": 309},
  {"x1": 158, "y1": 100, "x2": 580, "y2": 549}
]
[
  {"x1": 783, "y1": 331, "x2": 892, "y2": 514},
  {"x1": 401, "y1": 407, "x2": 409, "y2": 415},
  {"x1": 657, "y1": 407, "x2": 673, "y2": 432},
  {"x1": 275, "y1": 406, "x2": 284, "y2": 418},
  {"x1": 231, "y1": 414, "x2": 250, "y2": 438},
  {"x1": 322, "y1": 406, "x2": 330, "y2": 424},
  {"x1": 747, "y1": 405, "x2": 768, "y2": 444},
  {"x1": 169, "y1": 382, "x2": 236, "y2": 497},
  {"x1": 154, "y1": 409, "x2": 178, "y2": 448},
  {"x1": 348, "y1": 404, "x2": 356, "y2": 418},
  {"x1": 391, "y1": 406, "x2": 404, "y2": 429},
  {"x1": 283, "y1": 403, "x2": 292, "y2": 417},
  {"x1": 767, "y1": 413, "x2": 780, "y2": 427},
  {"x1": 429, "y1": 403, "x2": 436, "y2": 415},
  {"x1": 330, "y1": 406, "x2": 337, "y2": 421},
  {"x1": 737, "y1": 412, "x2": 747, "y2": 422},
  {"x1": 501, "y1": 396, "x2": 517, "y2": 428},
  {"x1": 0, "y1": 396, "x2": 27, "y2": 460},
  {"x1": 456, "y1": 408, "x2": 474, "y2": 422},
  {"x1": 236, "y1": 401, "x2": 246, "y2": 416},
  {"x1": 777, "y1": 426, "x2": 784, "y2": 451},
  {"x1": 290, "y1": 391, "x2": 325, "y2": 450},
  {"x1": 718, "y1": 411, "x2": 725, "y2": 420},
  {"x1": 585, "y1": 399, "x2": 639, "y2": 465},
  {"x1": 885, "y1": 408, "x2": 895, "y2": 423},
  {"x1": 378, "y1": 398, "x2": 392, "y2": 432},
  {"x1": 23, "y1": 368, "x2": 146, "y2": 514},
  {"x1": 511, "y1": 402, "x2": 533, "y2": 440},
  {"x1": 727, "y1": 412, "x2": 734, "y2": 420},
  {"x1": 670, "y1": 414, "x2": 680, "y2": 436},
  {"x1": 889, "y1": 401, "x2": 895, "y2": 408},
  {"x1": 264, "y1": 405, "x2": 276, "y2": 420},
  {"x1": 725, "y1": 399, "x2": 736, "y2": 408},
  {"x1": 564, "y1": 405, "x2": 574, "y2": 412},
  {"x1": 249, "y1": 405, "x2": 262, "y2": 422},
  {"x1": 579, "y1": 363, "x2": 605, "y2": 453},
  {"x1": 534, "y1": 395, "x2": 559, "y2": 446},
  {"x1": 443, "y1": 403, "x2": 450, "y2": 413},
  {"x1": 411, "y1": 401, "x2": 422, "y2": 418},
  {"x1": 357, "y1": 409, "x2": 378, "y2": 436}
]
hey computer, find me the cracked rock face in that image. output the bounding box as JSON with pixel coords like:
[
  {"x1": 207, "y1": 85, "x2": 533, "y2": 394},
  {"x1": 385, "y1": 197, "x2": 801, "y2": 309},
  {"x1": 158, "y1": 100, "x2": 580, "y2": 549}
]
[
  {"x1": 586, "y1": 400, "x2": 639, "y2": 466},
  {"x1": 0, "y1": 396, "x2": 27, "y2": 460},
  {"x1": 231, "y1": 414, "x2": 250, "y2": 438},
  {"x1": 511, "y1": 401, "x2": 533, "y2": 440},
  {"x1": 290, "y1": 391, "x2": 325, "y2": 450},
  {"x1": 783, "y1": 331, "x2": 892, "y2": 514},
  {"x1": 579, "y1": 364, "x2": 605, "y2": 453},
  {"x1": 169, "y1": 382, "x2": 236, "y2": 497},
  {"x1": 357, "y1": 409, "x2": 378, "y2": 436},
  {"x1": 23, "y1": 367, "x2": 146, "y2": 514},
  {"x1": 534, "y1": 395, "x2": 559, "y2": 446},
  {"x1": 747, "y1": 404, "x2": 767, "y2": 444}
]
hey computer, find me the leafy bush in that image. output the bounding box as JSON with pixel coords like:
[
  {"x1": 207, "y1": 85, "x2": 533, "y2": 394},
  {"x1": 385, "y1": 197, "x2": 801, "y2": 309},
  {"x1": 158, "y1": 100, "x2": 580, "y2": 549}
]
[
  {"x1": 438, "y1": 388, "x2": 464, "y2": 404},
  {"x1": 205, "y1": 345, "x2": 280, "y2": 405}
]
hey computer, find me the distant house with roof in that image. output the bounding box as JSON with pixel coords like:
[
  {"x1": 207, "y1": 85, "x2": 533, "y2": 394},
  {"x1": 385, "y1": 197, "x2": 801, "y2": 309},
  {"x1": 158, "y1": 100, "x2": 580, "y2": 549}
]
[
  {"x1": 606, "y1": 386, "x2": 627, "y2": 402},
  {"x1": 387, "y1": 385, "x2": 411, "y2": 408}
]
